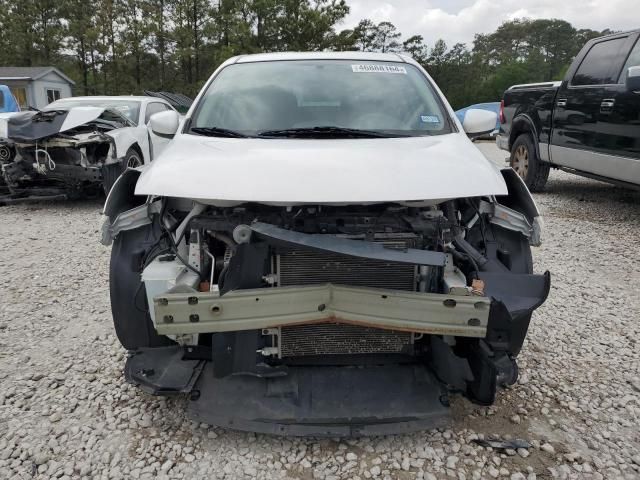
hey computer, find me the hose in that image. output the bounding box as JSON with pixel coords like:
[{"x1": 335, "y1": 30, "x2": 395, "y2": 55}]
[
  {"x1": 159, "y1": 198, "x2": 205, "y2": 281},
  {"x1": 445, "y1": 200, "x2": 489, "y2": 269}
]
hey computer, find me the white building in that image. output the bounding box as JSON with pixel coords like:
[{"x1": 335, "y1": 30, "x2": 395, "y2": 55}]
[{"x1": 0, "y1": 67, "x2": 75, "y2": 110}]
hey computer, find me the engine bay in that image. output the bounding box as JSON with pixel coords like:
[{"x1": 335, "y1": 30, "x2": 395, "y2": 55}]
[{"x1": 109, "y1": 195, "x2": 549, "y2": 408}]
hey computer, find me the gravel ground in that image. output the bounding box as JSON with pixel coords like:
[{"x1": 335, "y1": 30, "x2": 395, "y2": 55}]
[{"x1": 1, "y1": 144, "x2": 639, "y2": 480}]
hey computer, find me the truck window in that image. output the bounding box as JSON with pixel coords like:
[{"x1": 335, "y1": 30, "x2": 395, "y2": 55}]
[
  {"x1": 572, "y1": 38, "x2": 627, "y2": 86},
  {"x1": 619, "y1": 38, "x2": 640, "y2": 82}
]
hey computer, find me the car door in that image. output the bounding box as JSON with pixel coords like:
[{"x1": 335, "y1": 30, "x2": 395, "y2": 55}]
[
  {"x1": 144, "y1": 102, "x2": 175, "y2": 160},
  {"x1": 550, "y1": 35, "x2": 630, "y2": 178},
  {"x1": 598, "y1": 34, "x2": 640, "y2": 185}
]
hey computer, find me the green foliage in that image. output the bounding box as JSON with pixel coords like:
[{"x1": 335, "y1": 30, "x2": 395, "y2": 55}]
[
  {"x1": 423, "y1": 18, "x2": 609, "y2": 108},
  {"x1": 0, "y1": 2, "x2": 613, "y2": 106}
]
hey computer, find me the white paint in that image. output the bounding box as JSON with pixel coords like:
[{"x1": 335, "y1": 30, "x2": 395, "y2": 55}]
[
  {"x1": 105, "y1": 126, "x2": 151, "y2": 165},
  {"x1": 135, "y1": 133, "x2": 507, "y2": 205},
  {"x1": 149, "y1": 110, "x2": 180, "y2": 136},
  {"x1": 49, "y1": 95, "x2": 179, "y2": 162},
  {"x1": 135, "y1": 52, "x2": 507, "y2": 205},
  {"x1": 59, "y1": 107, "x2": 105, "y2": 132},
  {"x1": 462, "y1": 109, "x2": 498, "y2": 136},
  {"x1": 0, "y1": 112, "x2": 21, "y2": 138}
]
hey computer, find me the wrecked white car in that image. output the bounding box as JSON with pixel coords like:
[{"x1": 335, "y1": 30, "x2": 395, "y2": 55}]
[
  {"x1": 103, "y1": 52, "x2": 550, "y2": 436},
  {"x1": 0, "y1": 96, "x2": 175, "y2": 200}
]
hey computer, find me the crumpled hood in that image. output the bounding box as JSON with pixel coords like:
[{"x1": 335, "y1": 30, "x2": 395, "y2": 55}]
[
  {"x1": 0, "y1": 107, "x2": 106, "y2": 142},
  {"x1": 135, "y1": 133, "x2": 508, "y2": 204}
]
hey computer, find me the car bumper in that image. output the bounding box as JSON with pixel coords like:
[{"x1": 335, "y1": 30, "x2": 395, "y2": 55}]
[{"x1": 496, "y1": 134, "x2": 509, "y2": 152}]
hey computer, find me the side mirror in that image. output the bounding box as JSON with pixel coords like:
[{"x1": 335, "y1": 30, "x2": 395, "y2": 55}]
[
  {"x1": 149, "y1": 110, "x2": 180, "y2": 137},
  {"x1": 626, "y1": 66, "x2": 640, "y2": 93},
  {"x1": 462, "y1": 109, "x2": 498, "y2": 138}
]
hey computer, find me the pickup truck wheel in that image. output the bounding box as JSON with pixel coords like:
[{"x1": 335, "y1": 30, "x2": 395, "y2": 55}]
[
  {"x1": 102, "y1": 148, "x2": 143, "y2": 195},
  {"x1": 510, "y1": 134, "x2": 549, "y2": 192}
]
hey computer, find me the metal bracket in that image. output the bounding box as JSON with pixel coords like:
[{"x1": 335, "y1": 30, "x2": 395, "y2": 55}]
[
  {"x1": 480, "y1": 200, "x2": 537, "y2": 245},
  {"x1": 443, "y1": 254, "x2": 472, "y2": 295},
  {"x1": 101, "y1": 200, "x2": 161, "y2": 246}
]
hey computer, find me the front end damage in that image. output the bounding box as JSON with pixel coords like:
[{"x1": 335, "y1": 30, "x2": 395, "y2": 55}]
[
  {"x1": 105, "y1": 175, "x2": 550, "y2": 436},
  {"x1": 0, "y1": 109, "x2": 126, "y2": 200}
]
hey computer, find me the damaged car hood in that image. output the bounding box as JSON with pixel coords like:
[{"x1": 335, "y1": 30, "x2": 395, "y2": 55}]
[
  {"x1": 0, "y1": 107, "x2": 115, "y2": 142},
  {"x1": 135, "y1": 133, "x2": 508, "y2": 204}
]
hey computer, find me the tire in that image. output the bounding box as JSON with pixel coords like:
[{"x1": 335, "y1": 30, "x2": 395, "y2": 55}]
[
  {"x1": 0, "y1": 143, "x2": 13, "y2": 163},
  {"x1": 102, "y1": 147, "x2": 143, "y2": 195},
  {"x1": 0, "y1": 144, "x2": 14, "y2": 190},
  {"x1": 510, "y1": 134, "x2": 549, "y2": 192},
  {"x1": 109, "y1": 223, "x2": 174, "y2": 350}
]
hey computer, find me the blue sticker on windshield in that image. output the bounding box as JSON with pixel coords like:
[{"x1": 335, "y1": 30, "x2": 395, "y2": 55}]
[{"x1": 421, "y1": 115, "x2": 440, "y2": 124}]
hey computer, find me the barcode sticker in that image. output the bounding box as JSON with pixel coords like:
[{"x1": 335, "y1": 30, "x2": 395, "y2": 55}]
[
  {"x1": 351, "y1": 64, "x2": 407, "y2": 74},
  {"x1": 421, "y1": 115, "x2": 441, "y2": 123}
]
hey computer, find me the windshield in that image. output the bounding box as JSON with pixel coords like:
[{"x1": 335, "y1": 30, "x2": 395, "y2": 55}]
[
  {"x1": 47, "y1": 99, "x2": 141, "y2": 123},
  {"x1": 189, "y1": 60, "x2": 452, "y2": 137}
]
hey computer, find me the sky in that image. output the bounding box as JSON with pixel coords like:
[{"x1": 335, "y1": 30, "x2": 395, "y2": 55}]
[{"x1": 341, "y1": 0, "x2": 638, "y2": 48}]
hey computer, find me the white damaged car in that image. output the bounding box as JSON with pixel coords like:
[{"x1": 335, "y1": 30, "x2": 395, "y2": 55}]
[
  {"x1": 0, "y1": 96, "x2": 176, "y2": 199},
  {"x1": 103, "y1": 52, "x2": 550, "y2": 436}
]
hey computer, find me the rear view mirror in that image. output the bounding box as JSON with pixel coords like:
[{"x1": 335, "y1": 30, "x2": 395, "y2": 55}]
[
  {"x1": 149, "y1": 110, "x2": 180, "y2": 137},
  {"x1": 462, "y1": 109, "x2": 498, "y2": 138},
  {"x1": 626, "y1": 66, "x2": 640, "y2": 93}
]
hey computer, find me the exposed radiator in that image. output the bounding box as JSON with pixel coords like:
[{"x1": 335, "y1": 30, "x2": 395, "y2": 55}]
[
  {"x1": 273, "y1": 235, "x2": 419, "y2": 358},
  {"x1": 280, "y1": 324, "x2": 413, "y2": 357},
  {"x1": 275, "y1": 235, "x2": 418, "y2": 291}
]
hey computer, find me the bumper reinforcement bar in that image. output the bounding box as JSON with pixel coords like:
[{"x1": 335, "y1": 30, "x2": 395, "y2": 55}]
[{"x1": 153, "y1": 283, "x2": 491, "y2": 337}]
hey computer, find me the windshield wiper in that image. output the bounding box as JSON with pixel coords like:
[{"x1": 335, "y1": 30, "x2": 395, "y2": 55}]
[
  {"x1": 258, "y1": 126, "x2": 403, "y2": 138},
  {"x1": 190, "y1": 126, "x2": 250, "y2": 138}
]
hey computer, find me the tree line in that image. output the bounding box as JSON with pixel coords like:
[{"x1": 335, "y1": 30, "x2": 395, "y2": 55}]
[{"x1": 0, "y1": 0, "x2": 611, "y2": 109}]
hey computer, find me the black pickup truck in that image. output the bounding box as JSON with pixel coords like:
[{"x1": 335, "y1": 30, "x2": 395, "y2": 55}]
[{"x1": 498, "y1": 30, "x2": 640, "y2": 191}]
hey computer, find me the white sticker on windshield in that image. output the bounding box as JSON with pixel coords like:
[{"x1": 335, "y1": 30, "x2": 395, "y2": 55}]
[
  {"x1": 351, "y1": 64, "x2": 407, "y2": 74},
  {"x1": 421, "y1": 115, "x2": 440, "y2": 124}
]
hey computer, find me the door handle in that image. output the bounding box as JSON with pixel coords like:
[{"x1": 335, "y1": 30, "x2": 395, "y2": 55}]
[
  {"x1": 600, "y1": 99, "x2": 615, "y2": 113},
  {"x1": 557, "y1": 99, "x2": 567, "y2": 107}
]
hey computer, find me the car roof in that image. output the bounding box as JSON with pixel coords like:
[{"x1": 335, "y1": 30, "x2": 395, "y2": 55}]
[
  {"x1": 233, "y1": 51, "x2": 412, "y2": 64},
  {"x1": 52, "y1": 96, "x2": 167, "y2": 103}
]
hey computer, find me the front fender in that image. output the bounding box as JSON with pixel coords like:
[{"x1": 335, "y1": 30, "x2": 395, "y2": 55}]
[
  {"x1": 509, "y1": 114, "x2": 541, "y2": 160},
  {"x1": 106, "y1": 127, "x2": 151, "y2": 163},
  {"x1": 497, "y1": 168, "x2": 543, "y2": 246},
  {"x1": 103, "y1": 168, "x2": 145, "y2": 219}
]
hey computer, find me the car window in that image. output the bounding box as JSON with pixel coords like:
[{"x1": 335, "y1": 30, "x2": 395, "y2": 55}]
[
  {"x1": 145, "y1": 102, "x2": 169, "y2": 123},
  {"x1": 619, "y1": 38, "x2": 640, "y2": 82},
  {"x1": 572, "y1": 38, "x2": 627, "y2": 86},
  {"x1": 47, "y1": 99, "x2": 141, "y2": 123},
  {"x1": 190, "y1": 60, "x2": 452, "y2": 137}
]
